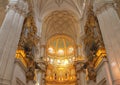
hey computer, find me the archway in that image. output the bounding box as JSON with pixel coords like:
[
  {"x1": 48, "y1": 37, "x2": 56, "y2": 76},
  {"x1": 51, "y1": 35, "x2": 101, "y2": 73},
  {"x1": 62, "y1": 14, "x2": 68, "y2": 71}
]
[{"x1": 45, "y1": 35, "x2": 77, "y2": 85}]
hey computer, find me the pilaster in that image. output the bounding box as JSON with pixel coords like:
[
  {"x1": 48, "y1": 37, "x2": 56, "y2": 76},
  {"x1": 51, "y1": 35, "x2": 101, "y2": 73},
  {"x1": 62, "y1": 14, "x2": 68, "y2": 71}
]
[
  {"x1": 0, "y1": 0, "x2": 28, "y2": 85},
  {"x1": 94, "y1": 1, "x2": 120, "y2": 84}
]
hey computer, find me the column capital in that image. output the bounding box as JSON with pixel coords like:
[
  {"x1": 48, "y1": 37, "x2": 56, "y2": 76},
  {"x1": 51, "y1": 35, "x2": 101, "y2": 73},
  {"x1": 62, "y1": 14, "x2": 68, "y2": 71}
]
[
  {"x1": 94, "y1": 1, "x2": 115, "y2": 15},
  {"x1": 7, "y1": 0, "x2": 29, "y2": 17}
]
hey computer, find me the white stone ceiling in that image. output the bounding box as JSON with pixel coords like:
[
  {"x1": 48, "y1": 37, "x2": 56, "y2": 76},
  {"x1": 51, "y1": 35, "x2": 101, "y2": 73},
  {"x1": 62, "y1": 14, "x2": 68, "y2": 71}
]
[
  {"x1": 32, "y1": 0, "x2": 89, "y2": 20},
  {"x1": 31, "y1": 0, "x2": 90, "y2": 43},
  {"x1": 42, "y1": 10, "x2": 79, "y2": 42},
  {"x1": 0, "y1": 0, "x2": 90, "y2": 43}
]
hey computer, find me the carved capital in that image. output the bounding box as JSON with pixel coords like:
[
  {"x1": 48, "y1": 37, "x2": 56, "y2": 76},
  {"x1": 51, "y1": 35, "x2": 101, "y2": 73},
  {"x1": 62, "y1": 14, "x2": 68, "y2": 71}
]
[
  {"x1": 94, "y1": 1, "x2": 115, "y2": 15},
  {"x1": 7, "y1": 1, "x2": 28, "y2": 16},
  {"x1": 114, "y1": 0, "x2": 120, "y2": 18}
]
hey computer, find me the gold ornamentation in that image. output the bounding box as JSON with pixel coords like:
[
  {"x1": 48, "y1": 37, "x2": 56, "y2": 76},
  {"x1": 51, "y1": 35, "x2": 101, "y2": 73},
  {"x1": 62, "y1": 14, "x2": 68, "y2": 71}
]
[
  {"x1": 94, "y1": 47, "x2": 106, "y2": 68},
  {"x1": 16, "y1": 13, "x2": 40, "y2": 82},
  {"x1": 83, "y1": 6, "x2": 107, "y2": 82},
  {"x1": 16, "y1": 50, "x2": 27, "y2": 67}
]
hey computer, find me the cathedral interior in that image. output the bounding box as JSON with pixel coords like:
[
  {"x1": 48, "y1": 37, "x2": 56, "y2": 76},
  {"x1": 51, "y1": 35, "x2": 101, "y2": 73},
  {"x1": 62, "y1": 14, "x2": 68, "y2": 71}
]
[{"x1": 0, "y1": 0, "x2": 120, "y2": 85}]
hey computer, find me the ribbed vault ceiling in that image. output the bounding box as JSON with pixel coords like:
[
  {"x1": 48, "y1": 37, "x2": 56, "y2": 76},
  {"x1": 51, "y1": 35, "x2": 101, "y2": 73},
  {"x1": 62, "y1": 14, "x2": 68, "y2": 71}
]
[
  {"x1": 32, "y1": 0, "x2": 89, "y2": 20},
  {"x1": 42, "y1": 10, "x2": 79, "y2": 42},
  {"x1": 30, "y1": 0, "x2": 90, "y2": 43}
]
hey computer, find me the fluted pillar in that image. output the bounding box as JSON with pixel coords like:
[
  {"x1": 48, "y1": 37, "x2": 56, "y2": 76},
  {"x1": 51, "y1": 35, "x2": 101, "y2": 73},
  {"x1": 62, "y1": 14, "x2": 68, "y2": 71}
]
[
  {"x1": 0, "y1": 0, "x2": 28, "y2": 85},
  {"x1": 76, "y1": 39, "x2": 86, "y2": 61},
  {"x1": 94, "y1": 1, "x2": 120, "y2": 84}
]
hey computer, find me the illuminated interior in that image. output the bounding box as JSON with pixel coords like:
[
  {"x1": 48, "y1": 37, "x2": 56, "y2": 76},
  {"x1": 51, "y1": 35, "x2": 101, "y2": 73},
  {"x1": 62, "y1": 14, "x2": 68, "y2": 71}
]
[{"x1": 45, "y1": 35, "x2": 77, "y2": 85}]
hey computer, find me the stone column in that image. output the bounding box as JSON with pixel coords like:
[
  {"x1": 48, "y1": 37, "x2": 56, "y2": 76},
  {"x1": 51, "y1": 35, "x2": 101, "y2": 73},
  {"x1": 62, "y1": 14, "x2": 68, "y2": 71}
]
[
  {"x1": 87, "y1": 80, "x2": 96, "y2": 85},
  {"x1": 27, "y1": 81, "x2": 34, "y2": 85},
  {"x1": 34, "y1": 19, "x2": 42, "y2": 61},
  {"x1": 40, "y1": 44, "x2": 46, "y2": 58},
  {"x1": 96, "y1": 58, "x2": 112, "y2": 85},
  {"x1": 35, "y1": 18, "x2": 42, "y2": 37},
  {"x1": 94, "y1": 1, "x2": 120, "y2": 85},
  {"x1": 36, "y1": 70, "x2": 42, "y2": 85},
  {"x1": 0, "y1": 0, "x2": 28, "y2": 85},
  {"x1": 76, "y1": 39, "x2": 86, "y2": 61},
  {"x1": 35, "y1": 41, "x2": 41, "y2": 61},
  {"x1": 41, "y1": 72, "x2": 45, "y2": 85},
  {"x1": 77, "y1": 44, "x2": 81, "y2": 56},
  {"x1": 77, "y1": 72, "x2": 81, "y2": 85},
  {"x1": 80, "y1": 72, "x2": 87, "y2": 85}
]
